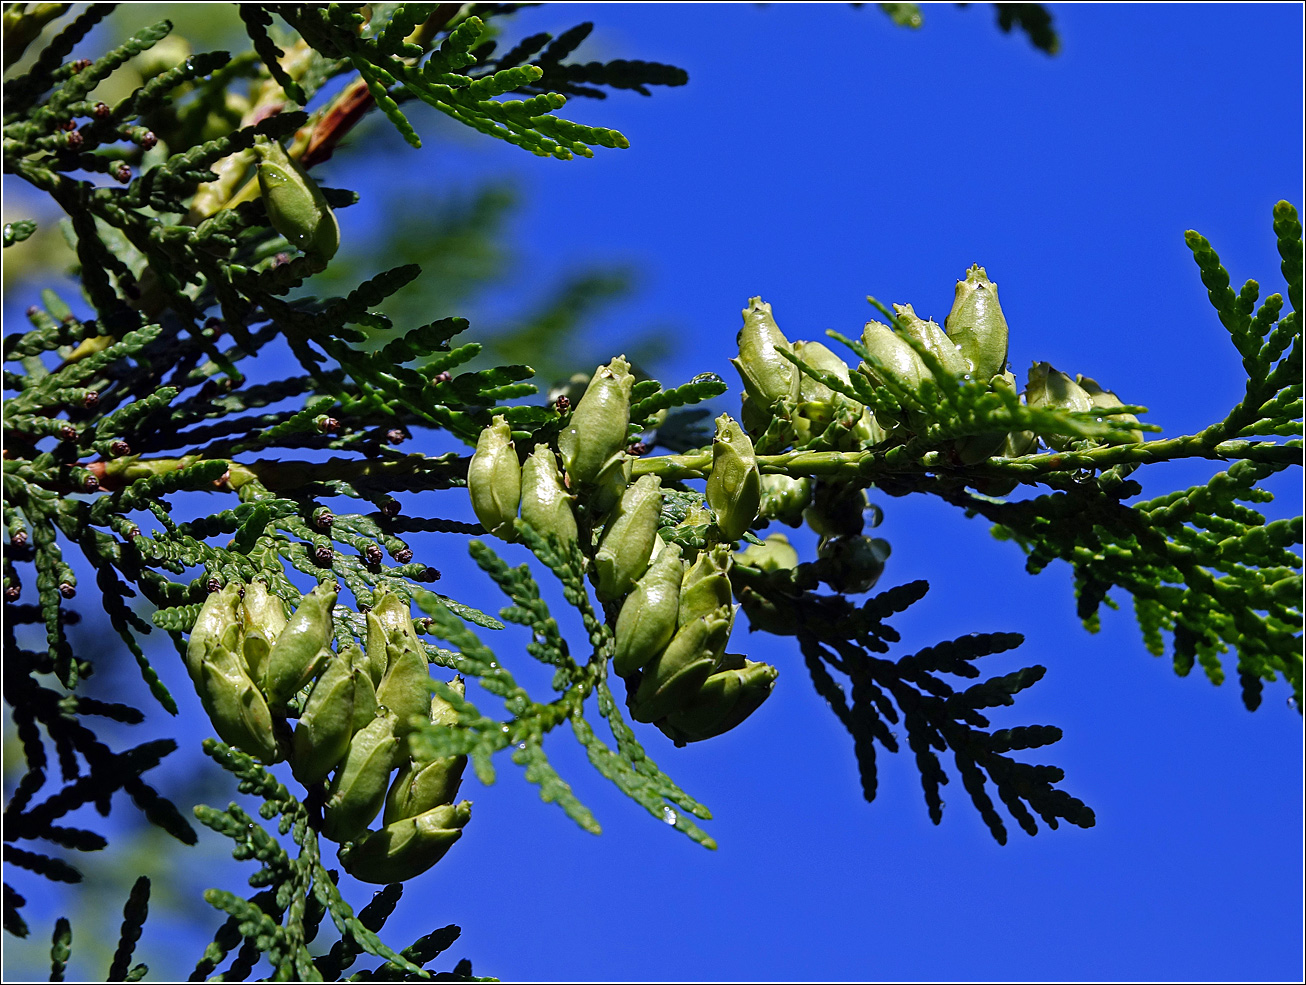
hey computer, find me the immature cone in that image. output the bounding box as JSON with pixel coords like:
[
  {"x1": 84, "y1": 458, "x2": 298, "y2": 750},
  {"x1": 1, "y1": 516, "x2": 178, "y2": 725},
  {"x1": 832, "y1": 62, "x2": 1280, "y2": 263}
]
[
  {"x1": 731, "y1": 297, "x2": 795, "y2": 409},
  {"x1": 630, "y1": 606, "x2": 732, "y2": 724},
  {"x1": 817, "y1": 535, "x2": 890, "y2": 594},
  {"x1": 678, "y1": 544, "x2": 734, "y2": 628},
  {"x1": 291, "y1": 651, "x2": 357, "y2": 787},
  {"x1": 384, "y1": 681, "x2": 468, "y2": 825},
  {"x1": 194, "y1": 640, "x2": 281, "y2": 763},
  {"x1": 239, "y1": 581, "x2": 286, "y2": 686},
  {"x1": 657, "y1": 656, "x2": 779, "y2": 746},
  {"x1": 337, "y1": 801, "x2": 473, "y2": 884},
  {"x1": 350, "y1": 644, "x2": 381, "y2": 732},
  {"x1": 757, "y1": 474, "x2": 811, "y2": 526},
  {"x1": 860, "y1": 320, "x2": 930, "y2": 393},
  {"x1": 945, "y1": 264, "x2": 1009, "y2": 380},
  {"x1": 737, "y1": 533, "x2": 800, "y2": 573},
  {"x1": 263, "y1": 582, "x2": 336, "y2": 709},
  {"x1": 557, "y1": 356, "x2": 634, "y2": 487},
  {"x1": 955, "y1": 371, "x2": 1019, "y2": 464},
  {"x1": 1076, "y1": 375, "x2": 1144, "y2": 443},
  {"x1": 894, "y1": 304, "x2": 970, "y2": 379},
  {"x1": 186, "y1": 583, "x2": 243, "y2": 682},
  {"x1": 254, "y1": 136, "x2": 339, "y2": 263},
  {"x1": 371, "y1": 595, "x2": 432, "y2": 739},
  {"x1": 323, "y1": 710, "x2": 400, "y2": 844},
  {"x1": 520, "y1": 444, "x2": 578, "y2": 547},
  {"x1": 1025, "y1": 361, "x2": 1094, "y2": 450},
  {"x1": 705, "y1": 414, "x2": 761, "y2": 541},
  {"x1": 613, "y1": 543, "x2": 684, "y2": 677},
  {"x1": 593, "y1": 475, "x2": 663, "y2": 601},
  {"x1": 467, "y1": 416, "x2": 521, "y2": 541}
]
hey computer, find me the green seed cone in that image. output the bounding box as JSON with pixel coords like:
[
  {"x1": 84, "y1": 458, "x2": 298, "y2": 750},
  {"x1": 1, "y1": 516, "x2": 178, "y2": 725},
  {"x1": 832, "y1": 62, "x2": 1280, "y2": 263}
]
[
  {"x1": 860, "y1": 320, "x2": 930, "y2": 392},
  {"x1": 816, "y1": 535, "x2": 890, "y2": 594},
  {"x1": 705, "y1": 414, "x2": 761, "y2": 542},
  {"x1": 467, "y1": 416, "x2": 521, "y2": 541},
  {"x1": 263, "y1": 583, "x2": 336, "y2": 709},
  {"x1": 737, "y1": 533, "x2": 800, "y2": 573},
  {"x1": 593, "y1": 475, "x2": 663, "y2": 601},
  {"x1": 678, "y1": 544, "x2": 734, "y2": 628},
  {"x1": 1077, "y1": 374, "x2": 1144, "y2": 443},
  {"x1": 895, "y1": 304, "x2": 971, "y2": 379},
  {"x1": 377, "y1": 640, "x2": 431, "y2": 739},
  {"x1": 322, "y1": 710, "x2": 399, "y2": 844},
  {"x1": 520, "y1": 444, "x2": 579, "y2": 548},
  {"x1": 239, "y1": 581, "x2": 286, "y2": 687},
  {"x1": 291, "y1": 652, "x2": 357, "y2": 787},
  {"x1": 945, "y1": 264, "x2": 1009, "y2": 380},
  {"x1": 613, "y1": 543, "x2": 684, "y2": 677},
  {"x1": 254, "y1": 136, "x2": 339, "y2": 263},
  {"x1": 630, "y1": 606, "x2": 732, "y2": 724},
  {"x1": 557, "y1": 356, "x2": 635, "y2": 487},
  {"x1": 730, "y1": 297, "x2": 794, "y2": 409},
  {"x1": 186, "y1": 582, "x2": 243, "y2": 682},
  {"x1": 338, "y1": 801, "x2": 472, "y2": 884},
  {"x1": 657, "y1": 656, "x2": 779, "y2": 745},
  {"x1": 196, "y1": 647, "x2": 281, "y2": 763},
  {"x1": 350, "y1": 645, "x2": 380, "y2": 733},
  {"x1": 1026, "y1": 361, "x2": 1094, "y2": 450},
  {"x1": 757, "y1": 474, "x2": 812, "y2": 526}
]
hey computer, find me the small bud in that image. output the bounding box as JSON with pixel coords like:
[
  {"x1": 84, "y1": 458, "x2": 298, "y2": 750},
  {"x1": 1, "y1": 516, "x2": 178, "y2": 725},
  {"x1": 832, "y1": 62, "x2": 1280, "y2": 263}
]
[
  {"x1": 433, "y1": 371, "x2": 452, "y2": 384},
  {"x1": 364, "y1": 544, "x2": 383, "y2": 565},
  {"x1": 630, "y1": 606, "x2": 732, "y2": 724},
  {"x1": 467, "y1": 416, "x2": 521, "y2": 542},
  {"x1": 945, "y1": 264, "x2": 1010, "y2": 381},
  {"x1": 254, "y1": 136, "x2": 340, "y2": 262},
  {"x1": 386, "y1": 428, "x2": 408, "y2": 445},
  {"x1": 314, "y1": 545, "x2": 334, "y2": 566},
  {"x1": 730, "y1": 297, "x2": 794, "y2": 409},
  {"x1": 678, "y1": 544, "x2": 734, "y2": 629},
  {"x1": 613, "y1": 543, "x2": 684, "y2": 677},
  {"x1": 705, "y1": 415, "x2": 761, "y2": 541},
  {"x1": 380, "y1": 498, "x2": 401, "y2": 518},
  {"x1": 81, "y1": 475, "x2": 99, "y2": 493},
  {"x1": 107, "y1": 439, "x2": 131, "y2": 456},
  {"x1": 139, "y1": 131, "x2": 157, "y2": 150},
  {"x1": 519, "y1": 444, "x2": 578, "y2": 549},
  {"x1": 553, "y1": 394, "x2": 571, "y2": 414},
  {"x1": 338, "y1": 801, "x2": 472, "y2": 884},
  {"x1": 393, "y1": 547, "x2": 413, "y2": 564},
  {"x1": 737, "y1": 533, "x2": 800, "y2": 573},
  {"x1": 206, "y1": 576, "x2": 222, "y2": 594},
  {"x1": 557, "y1": 356, "x2": 635, "y2": 487},
  {"x1": 113, "y1": 164, "x2": 130, "y2": 184},
  {"x1": 93, "y1": 102, "x2": 111, "y2": 119},
  {"x1": 317, "y1": 415, "x2": 341, "y2": 433},
  {"x1": 65, "y1": 130, "x2": 83, "y2": 150},
  {"x1": 313, "y1": 507, "x2": 334, "y2": 530},
  {"x1": 58, "y1": 582, "x2": 76, "y2": 599},
  {"x1": 263, "y1": 583, "x2": 336, "y2": 709},
  {"x1": 658, "y1": 655, "x2": 779, "y2": 745},
  {"x1": 322, "y1": 710, "x2": 400, "y2": 843},
  {"x1": 593, "y1": 475, "x2": 663, "y2": 601},
  {"x1": 82, "y1": 391, "x2": 99, "y2": 409}
]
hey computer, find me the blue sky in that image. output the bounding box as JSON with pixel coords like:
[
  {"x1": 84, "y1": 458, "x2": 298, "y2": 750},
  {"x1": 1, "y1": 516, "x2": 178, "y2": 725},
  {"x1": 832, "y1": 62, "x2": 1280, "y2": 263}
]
[{"x1": 4, "y1": 4, "x2": 1303, "y2": 981}]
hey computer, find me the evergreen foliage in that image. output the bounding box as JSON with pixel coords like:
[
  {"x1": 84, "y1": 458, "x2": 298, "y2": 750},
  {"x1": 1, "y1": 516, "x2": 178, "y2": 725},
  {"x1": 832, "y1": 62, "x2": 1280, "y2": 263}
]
[{"x1": 1, "y1": 3, "x2": 1299, "y2": 979}]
